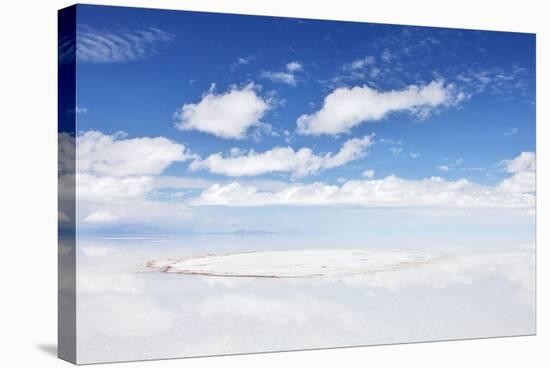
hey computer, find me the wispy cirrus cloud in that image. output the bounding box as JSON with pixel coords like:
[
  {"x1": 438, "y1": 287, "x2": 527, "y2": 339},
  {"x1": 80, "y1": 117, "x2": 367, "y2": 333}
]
[
  {"x1": 454, "y1": 65, "x2": 530, "y2": 96},
  {"x1": 76, "y1": 24, "x2": 174, "y2": 63},
  {"x1": 325, "y1": 27, "x2": 532, "y2": 106}
]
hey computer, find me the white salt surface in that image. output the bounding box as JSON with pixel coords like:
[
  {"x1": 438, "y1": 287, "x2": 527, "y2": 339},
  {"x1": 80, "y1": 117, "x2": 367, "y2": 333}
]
[
  {"x1": 74, "y1": 236, "x2": 535, "y2": 364},
  {"x1": 147, "y1": 249, "x2": 444, "y2": 278}
]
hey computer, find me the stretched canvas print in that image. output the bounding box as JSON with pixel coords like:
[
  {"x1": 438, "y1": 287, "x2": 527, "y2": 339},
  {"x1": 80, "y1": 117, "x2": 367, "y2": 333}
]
[{"x1": 58, "y1": 4, "x2": 536, "y2": 364}]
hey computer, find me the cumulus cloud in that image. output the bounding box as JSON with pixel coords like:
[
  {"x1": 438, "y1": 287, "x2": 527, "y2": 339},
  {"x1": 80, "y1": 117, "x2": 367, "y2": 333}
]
[
  {"x1": 83, "y1": 211, "x2": 119, "y2": 224},
  {"x1": 498, "y1": 172, "x2": 536, "y2": 194},
  {"x1": 77, "y1": 24, "x2": 174, "y2": 63},
  {"x1": 261, "y1": 61, "x2": 303, "y2": 86},
  {"x1": 77, "y1": 131, "x2": 190, "y2": 177},
  {"x1": 69, "y1": 131, "x2": 196, "y2": 225},
  {"x1": 189, "y1": 135, "x2": 374, "y2": 178},
  {"x1": 77, "y1": 174, "x2": 154, "y2": 201},
  {"x1": 190, "y1": 153, "x2": 535, "y2": 210},
  {"x1": 175, "y1": 83, "x2": 270, "y2": 139},
  {"x1": 503, "y1": 151, "x2": 536, "y2": 174},
  {"x1": 297, "y1": 81, "x2": 460, "y2": 135},
  {"x1": 497, "y1": 152, "x2": 536, "y2": 193}
]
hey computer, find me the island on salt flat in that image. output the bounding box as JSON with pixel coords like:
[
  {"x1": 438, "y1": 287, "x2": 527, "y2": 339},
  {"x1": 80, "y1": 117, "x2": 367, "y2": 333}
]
[{"x1": 146, "y1": 249, "x2": 445, "y2": 278}]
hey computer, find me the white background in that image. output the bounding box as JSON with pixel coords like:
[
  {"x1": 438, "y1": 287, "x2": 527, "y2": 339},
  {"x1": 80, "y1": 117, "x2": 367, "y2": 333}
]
[{"x1": 0, "y1": 0, "x2": 547, "y2": 366}]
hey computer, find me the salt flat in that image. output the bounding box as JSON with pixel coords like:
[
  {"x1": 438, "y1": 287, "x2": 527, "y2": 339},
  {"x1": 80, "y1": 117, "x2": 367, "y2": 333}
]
[
  {"x1": 75, "y1": 237, "x2": 535, "y2": 363},
  {"x1": 146, "y1": 249, "x2": 445, "y2": 278}
]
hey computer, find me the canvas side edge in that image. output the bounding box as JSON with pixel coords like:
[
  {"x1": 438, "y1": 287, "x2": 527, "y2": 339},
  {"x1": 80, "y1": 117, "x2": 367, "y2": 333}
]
[{"x1": 58, "y1": 4, "x2": 77, "y2": 364}]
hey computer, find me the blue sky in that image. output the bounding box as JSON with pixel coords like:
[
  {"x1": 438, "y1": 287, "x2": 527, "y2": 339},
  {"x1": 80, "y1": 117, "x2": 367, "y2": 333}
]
[{"x1": 64, "y1": 4, "x2": 536, "y2": 236}]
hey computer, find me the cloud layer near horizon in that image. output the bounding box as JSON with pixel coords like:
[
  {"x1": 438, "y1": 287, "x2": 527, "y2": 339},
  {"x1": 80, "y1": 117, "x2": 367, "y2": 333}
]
[
  {"x1": 61, "y1": 130, "x2": 535, "y2": 226},
  {"x1": 190, "y1": 167, "x2": 535, "y2": 210}
]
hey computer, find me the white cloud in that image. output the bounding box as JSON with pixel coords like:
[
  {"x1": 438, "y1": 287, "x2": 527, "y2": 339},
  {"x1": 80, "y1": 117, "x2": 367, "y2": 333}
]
[
  {"x1": 72, "y1": 129, "x2": 194, "y2": 224},
  {"x1": 190, "y1": 156, "x2": 535, "y2": 210},
  {"x1": 362, "y1": 169, "x2": 375, "y2": 179},
  {"x1": 498, "y1": 171, "x2": 536, "y2": 194},
  {"x1": 297, "y1": 81, "x2": 459, "y2": 135},
  {"x1": 503, "y1": 151, "x2": 536, "y2": 174},
  {"x1": 455, "y1": 66, "x2": 529, "y2": 97},
  {"x1": 286, "y1": 62, "x2": 303, "y2": 72},
  {"x1": 175, "y1": 83, "x2": 270, "y2": 139},
  {"x1": 77, "y1": 131, "x2": 190, "y2": 177},
  {"x1": 261, "y1": 61, "x2": 303, "y2": 86},
  {"x1": 77, "y1": 25, "x2": 173, "y2": 63},
  {"x1": 410, "y1": 152, "x2": 421, "y2": 159},
  {"x1": 77, "y1": 174, "x2": 154, "y2": 201},
  {"x1": 83, "y1": 211, "x2": 119, "y2": 224},
  {"x1": 261, "y1": 71, "x2": 297, "y2": 85},
  {"x1": 437, "y1": 165, "x2": 450, "y2": 172},
  {"x1": 497, "y1": 152, "x2": 536, "y2": 193},
  {"x1": 79, "y1": 198, "x2": 193, "y2": 226},
  {"x1": 153, "y1": 176, "x2": 215, "y2": 190},
  {"x1": 189, "y1": 135, "x2": 374, "y2": 178}
]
